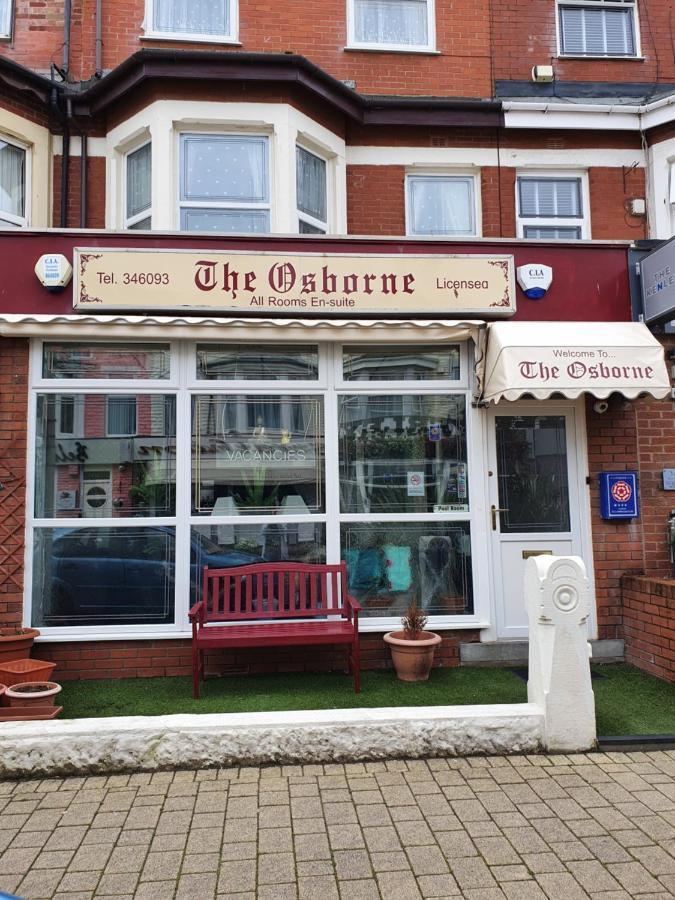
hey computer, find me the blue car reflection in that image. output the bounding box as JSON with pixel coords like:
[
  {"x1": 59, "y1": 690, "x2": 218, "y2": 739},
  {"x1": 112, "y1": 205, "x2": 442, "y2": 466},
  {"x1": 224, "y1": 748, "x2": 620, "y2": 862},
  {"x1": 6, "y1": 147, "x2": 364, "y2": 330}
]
[{"x1": 43, "y1": 526, "x2": 262, "y2": 627}]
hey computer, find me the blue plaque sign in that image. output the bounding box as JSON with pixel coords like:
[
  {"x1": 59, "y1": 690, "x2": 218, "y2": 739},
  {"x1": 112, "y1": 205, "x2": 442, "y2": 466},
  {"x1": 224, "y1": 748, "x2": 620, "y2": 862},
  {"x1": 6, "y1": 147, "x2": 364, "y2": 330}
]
[{"x1": 599, "y1": 471, "x2": 639, "y2": 520}]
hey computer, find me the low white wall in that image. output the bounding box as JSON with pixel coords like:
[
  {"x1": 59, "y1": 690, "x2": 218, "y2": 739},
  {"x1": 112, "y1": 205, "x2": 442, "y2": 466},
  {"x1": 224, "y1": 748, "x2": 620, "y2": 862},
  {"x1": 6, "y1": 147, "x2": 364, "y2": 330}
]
[{"x1": 0, "y1": 704, "x2": 544, "y2": 777}]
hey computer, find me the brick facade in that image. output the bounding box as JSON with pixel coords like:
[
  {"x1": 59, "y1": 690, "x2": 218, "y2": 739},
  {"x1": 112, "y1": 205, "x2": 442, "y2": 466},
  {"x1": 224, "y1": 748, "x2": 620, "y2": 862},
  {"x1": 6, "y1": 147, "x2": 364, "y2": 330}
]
[{"x1": 621, "y1": 575, "x2": 675, "y2": 682}]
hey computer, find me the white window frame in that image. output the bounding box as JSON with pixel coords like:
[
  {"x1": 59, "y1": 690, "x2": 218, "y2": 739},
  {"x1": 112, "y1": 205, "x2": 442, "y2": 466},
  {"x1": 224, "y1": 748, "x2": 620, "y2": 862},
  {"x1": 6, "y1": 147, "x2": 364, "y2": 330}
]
[
  {"x1": 177, "y1": 131, "x2": 271, "y2": 234},
  {"x1": 556, "y1": 0, "x2": 641, "y2": 59},
  {"x1": 0, "y1": 132, "x2": 29, "y2": 228},
  {"x1": 405, "y1": 171, "x2": 479, "y2": 237},
  {"x1": 142, "y1": 0, "x2": 239, "y2": 44},
  {"x1": 516, "y1": 171, "x2": 590, "y2": 240},
  {"x1": 123, "y1": 140, "x2": 152, "y2": 230},
  {"x1": 0, "y1": 0, "x2": 12, "y2": 38},
  {"x1": 296, "y1": 143, "x2": 329, "y2": 234},
  {"x1": 26, "y1": 340, "x2": 491, "y2": 640},
  {"x1": 347, "y1": 0, "x2": 436, "y2": 52}
]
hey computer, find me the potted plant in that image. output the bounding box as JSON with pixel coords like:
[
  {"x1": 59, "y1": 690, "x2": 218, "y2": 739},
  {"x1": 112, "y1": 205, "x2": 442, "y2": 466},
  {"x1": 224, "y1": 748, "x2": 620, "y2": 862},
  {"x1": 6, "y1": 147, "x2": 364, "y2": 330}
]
[
  {"x1": 0, "y1": 626, "x2": 40, "y2": 662},
  {"x1": 383, "y1": 600, "x2": 441, "y2": 682},
  {"x1": 4, "y1": 681, "x2": 62, "y2": 708}
]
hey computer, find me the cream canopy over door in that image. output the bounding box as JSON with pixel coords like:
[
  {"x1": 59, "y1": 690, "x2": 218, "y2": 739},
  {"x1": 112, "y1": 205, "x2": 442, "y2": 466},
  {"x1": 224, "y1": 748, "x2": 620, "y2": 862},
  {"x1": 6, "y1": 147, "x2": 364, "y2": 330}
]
[{"x1": 482, "y1": 321, "x2": 670, "y2": 403}]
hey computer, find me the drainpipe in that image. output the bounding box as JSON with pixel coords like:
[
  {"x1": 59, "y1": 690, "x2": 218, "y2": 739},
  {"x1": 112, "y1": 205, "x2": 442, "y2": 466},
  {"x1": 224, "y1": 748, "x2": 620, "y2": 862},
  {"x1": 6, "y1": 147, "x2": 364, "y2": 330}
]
[
  {"x1": 80, "y1": 132, "x2": 88, "y2": 227},
  {"x1": 60, "y1": 99, "x2": 71, "y2": 227},
  {"x1": 95, "y1": 0, "x2": 103, "y2": 78},
  {"x1": 63, "y1": 0, "x2": 72, "y2": 73}
]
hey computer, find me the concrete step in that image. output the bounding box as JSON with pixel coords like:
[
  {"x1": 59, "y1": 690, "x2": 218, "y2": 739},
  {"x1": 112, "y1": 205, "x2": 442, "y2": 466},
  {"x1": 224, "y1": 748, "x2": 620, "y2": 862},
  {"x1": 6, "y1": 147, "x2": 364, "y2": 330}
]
[{"x1": 460, "y1": 639, "x2": 625, "y2": 667}]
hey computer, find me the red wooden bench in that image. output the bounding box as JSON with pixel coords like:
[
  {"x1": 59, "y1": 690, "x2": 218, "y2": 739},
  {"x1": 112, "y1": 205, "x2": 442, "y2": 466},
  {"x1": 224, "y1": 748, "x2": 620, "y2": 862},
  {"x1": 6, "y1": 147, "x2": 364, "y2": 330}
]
[{"x1": 188, "y1": 561, "x2": 361, "y2": 698}]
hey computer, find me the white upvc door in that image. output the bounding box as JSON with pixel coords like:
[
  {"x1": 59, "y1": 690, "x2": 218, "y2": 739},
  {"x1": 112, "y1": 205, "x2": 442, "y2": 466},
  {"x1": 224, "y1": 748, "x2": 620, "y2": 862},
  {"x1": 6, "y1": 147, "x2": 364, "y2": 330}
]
[{"x1": 487, "y1": 401, "x2": 588, "y2": 640}]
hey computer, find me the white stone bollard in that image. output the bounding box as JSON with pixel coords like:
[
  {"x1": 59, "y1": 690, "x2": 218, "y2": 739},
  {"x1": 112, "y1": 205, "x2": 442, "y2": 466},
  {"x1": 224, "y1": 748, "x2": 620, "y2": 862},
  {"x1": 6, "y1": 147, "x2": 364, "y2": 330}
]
[{"x1": 525, "y1": 555, "x2": 596, "y2": 752}]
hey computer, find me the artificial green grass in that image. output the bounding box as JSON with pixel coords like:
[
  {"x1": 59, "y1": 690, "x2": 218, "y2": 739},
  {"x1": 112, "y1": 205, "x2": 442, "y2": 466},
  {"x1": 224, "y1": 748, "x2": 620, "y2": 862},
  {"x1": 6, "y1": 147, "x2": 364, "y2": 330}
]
[{"x1": 57, "y1": 663, "x2": 675, "y2": 736}]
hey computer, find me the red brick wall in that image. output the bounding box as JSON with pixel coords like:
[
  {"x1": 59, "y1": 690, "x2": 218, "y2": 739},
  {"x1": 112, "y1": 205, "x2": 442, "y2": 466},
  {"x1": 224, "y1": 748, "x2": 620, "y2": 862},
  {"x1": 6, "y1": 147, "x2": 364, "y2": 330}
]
[
  {"x1": 36, "y1": 630, "x2": 480, "y2": 680},
  {"x1": 621, "y1": 575, "x2": 675, "y2": 682},
  {"x1": 52, "y1": 154, "x2": 106, "y2": 228},
  {"x1": 587, "y1": 339, "x2": 675, "y2": 641},
  {"x1": 0, "y1": 0, "x2": 66, "y2": 76},
  {"x1": 347, "y1": 165, "x2": 406, "y2": 235},
  {"x1": 492, "y1": 0, "x2": 675, "y2": 85},
  {"x1": 0, "y1": 339, "x2": 29, "y2": 632},
  {"x1": 589, "y1": 167, "x2": 647, "y2": 240}
]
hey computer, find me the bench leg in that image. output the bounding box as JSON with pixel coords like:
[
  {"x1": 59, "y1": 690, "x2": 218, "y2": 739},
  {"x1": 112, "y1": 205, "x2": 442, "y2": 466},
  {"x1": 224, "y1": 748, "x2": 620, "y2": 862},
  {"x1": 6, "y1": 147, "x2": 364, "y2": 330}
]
[
  {"x1": 192, "y1": 643, "x2": 201, "y2": 699},
  {"x1": 352, "y1": 639, "x2": 361, "y2": 694}
]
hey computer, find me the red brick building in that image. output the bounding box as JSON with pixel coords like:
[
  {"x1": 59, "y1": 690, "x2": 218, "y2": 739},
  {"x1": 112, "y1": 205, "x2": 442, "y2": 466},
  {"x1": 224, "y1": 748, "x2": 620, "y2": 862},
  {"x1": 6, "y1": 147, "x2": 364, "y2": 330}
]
[{"x1": 0, "y1": 0, "x2": 673, "y2": 681}]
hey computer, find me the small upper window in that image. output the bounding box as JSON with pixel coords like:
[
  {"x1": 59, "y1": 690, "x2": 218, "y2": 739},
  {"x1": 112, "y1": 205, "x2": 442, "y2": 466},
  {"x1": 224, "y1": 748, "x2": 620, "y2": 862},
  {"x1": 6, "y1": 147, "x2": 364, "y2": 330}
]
[
  {"x1": 0, "y1": 135, "x2": 27, "y2": 229},
  {"x1": 0, "y1": 0, "x2": 12, "y2": 37},
  {"x1": 179, "y1": 134, "x2": 270, "y2": 233},
  {"x1": 558, "y1": 1, "x2": 637, "y2": 57},
  {"x1": 146, "y1": 0, "x2": 236, "y2": 41},
  {"x1": 125, "y1": 143, "x2": 152, "y2": 230},
  {"x1": 406, "y1": 174, "x2": 476, "y2": 236},
  {"x1": 517, "y1": 176, "x2": 586, "y2": 240},
  {"x1": 296, "y1": 146, "x2": 328, "y2": 234},
  {"x1": 349, "y1": 0, "x2": 434, "y2": 50}
]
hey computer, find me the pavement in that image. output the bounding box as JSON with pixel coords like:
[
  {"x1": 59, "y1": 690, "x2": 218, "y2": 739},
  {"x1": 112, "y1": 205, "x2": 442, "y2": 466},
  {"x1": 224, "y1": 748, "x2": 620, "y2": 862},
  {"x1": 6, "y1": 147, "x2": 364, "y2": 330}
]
[{"x1": 0, "y1": 752, "x2": 674, "y2": 900}]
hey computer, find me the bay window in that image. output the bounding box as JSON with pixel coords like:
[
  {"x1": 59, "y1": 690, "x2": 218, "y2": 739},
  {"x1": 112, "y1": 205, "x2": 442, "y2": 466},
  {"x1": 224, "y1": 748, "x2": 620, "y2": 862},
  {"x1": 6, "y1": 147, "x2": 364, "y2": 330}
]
[
  {"x1": 297, "y1": 146, "x2": 328, "y2": 234},
  {"x1": 179, "y1": 134, "x2": 270, "y2": 233},
  {"x1": 0, "y1": 135, "x2": 26, "y2": 229}
]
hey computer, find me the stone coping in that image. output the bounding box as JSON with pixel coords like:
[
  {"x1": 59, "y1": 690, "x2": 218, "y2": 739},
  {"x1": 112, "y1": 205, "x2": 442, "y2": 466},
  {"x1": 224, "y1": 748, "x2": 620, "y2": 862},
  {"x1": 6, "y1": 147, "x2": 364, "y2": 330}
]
[{"x1": 0, "y1": 703, "x2": 544, "y2": 778}]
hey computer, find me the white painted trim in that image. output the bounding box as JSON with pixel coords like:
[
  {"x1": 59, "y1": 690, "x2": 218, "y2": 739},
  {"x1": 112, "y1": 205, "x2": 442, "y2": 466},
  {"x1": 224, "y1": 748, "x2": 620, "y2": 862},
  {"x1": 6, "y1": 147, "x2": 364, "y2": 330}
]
[
  {"x1": 647, "y1": 136, "x2": 675, "y2": 239},
  {"x1": 346, "y1": 146, "x2": 645, "y2": 168},
  {"x1": 53, "y1": 136, "x2": 108, "y2": 157},
  {"x1": 0, "y1": 110, "x2": 50, "y2": 228},
  {"x1": 346, "y1": 0, "x2": 436, "y2": 53}
]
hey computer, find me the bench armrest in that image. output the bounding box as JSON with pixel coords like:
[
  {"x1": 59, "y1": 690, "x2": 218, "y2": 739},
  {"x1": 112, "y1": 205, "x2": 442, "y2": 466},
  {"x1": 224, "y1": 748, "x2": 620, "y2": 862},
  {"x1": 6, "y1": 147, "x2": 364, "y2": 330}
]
[{"x1": 189, "y1": 600, "x2": 205, "y2": 624}]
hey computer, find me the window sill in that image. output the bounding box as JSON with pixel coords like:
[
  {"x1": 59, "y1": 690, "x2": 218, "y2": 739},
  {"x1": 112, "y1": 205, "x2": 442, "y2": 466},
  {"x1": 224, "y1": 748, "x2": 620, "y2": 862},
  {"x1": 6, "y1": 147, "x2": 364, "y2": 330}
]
[
  {"x1": 140, "y1": 33, "x2": 242, "y2": 46},
  {"x1": 344, "y1": 45, "x2": 441, "y2": 56},
  {"x1": 34, "y1": 621, "x2": 491, "y2": 641},
  {"x1": 558, "y1": 54, "x2": 644, "y2": 61}
]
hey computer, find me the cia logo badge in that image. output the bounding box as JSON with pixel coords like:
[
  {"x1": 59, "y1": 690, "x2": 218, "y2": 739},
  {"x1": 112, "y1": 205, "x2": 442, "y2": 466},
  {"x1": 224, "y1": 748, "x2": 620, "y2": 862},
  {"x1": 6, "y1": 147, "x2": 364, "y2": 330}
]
[{"x1": 517, "y1": 264, "x2": 553, "y2": 300}]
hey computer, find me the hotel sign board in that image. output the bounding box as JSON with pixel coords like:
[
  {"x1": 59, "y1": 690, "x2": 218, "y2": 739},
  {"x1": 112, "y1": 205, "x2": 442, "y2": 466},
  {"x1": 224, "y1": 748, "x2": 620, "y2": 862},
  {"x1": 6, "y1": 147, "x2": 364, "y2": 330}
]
[
  {"x1": 74, "y1": 248, "x2": 516, "y2": 317},
  {"x1": 641, "y1": 238, "x2": 675, "y2": 325}
]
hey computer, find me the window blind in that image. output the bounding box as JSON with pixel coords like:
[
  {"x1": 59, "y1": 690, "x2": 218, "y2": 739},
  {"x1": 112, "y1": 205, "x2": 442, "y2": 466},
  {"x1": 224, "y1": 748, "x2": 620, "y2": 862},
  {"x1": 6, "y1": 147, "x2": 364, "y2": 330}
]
[
  {"x1": 519, "y1": 179, "x2": 582, "y2": 218},
  {"x1": 560, "y1": 3, "x2": 635, "y2": 56}
]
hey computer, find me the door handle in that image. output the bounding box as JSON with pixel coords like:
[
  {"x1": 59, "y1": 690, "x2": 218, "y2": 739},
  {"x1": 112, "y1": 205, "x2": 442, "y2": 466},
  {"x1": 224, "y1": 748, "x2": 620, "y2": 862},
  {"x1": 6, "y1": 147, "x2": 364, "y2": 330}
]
[{"x1": 491, "y1": 505, "x2": 509, "y2": 530}]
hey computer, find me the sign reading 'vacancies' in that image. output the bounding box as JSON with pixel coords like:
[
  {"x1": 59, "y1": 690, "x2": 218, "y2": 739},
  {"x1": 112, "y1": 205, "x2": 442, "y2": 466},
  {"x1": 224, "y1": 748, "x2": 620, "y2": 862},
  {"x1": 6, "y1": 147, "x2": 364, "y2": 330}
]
[{"x1": 74, "y1": 248, "x2": 515, "y2": 317}]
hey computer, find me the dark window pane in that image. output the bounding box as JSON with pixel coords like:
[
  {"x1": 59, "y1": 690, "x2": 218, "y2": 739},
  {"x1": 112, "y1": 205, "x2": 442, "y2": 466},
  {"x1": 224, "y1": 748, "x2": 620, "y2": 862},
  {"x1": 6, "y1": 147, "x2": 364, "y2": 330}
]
[
  {"x1": 42, "y1": 343, "x2": 170, "y2": 379},
  {"x1": 342, "y1": 521, "x2": 473, "y2": 617},
  {"x1": 32, "y1": 526, "x2": 175, "y2": 627},
  {"x1": 343, "y1": 345, "x2": 460, "y2": 381},
  {"x1": 338, "y1": 394, "x2": 468, "y2": 514},
  {"x1": 495, "y1": 415, "x2": 571, "y2": 533},
  {"x1": 296, "y1": 146, "x2": 327, "y2": 222},
  {"x1": 196, "y1": 344, "x2": 319, "y2": 380}
]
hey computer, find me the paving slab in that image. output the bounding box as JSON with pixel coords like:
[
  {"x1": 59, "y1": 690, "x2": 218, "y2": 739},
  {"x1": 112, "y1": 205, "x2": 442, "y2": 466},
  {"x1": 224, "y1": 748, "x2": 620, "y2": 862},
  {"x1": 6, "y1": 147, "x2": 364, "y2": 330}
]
[{"x1": 0, "y1": 751, "x2": 674, "y2": 899}]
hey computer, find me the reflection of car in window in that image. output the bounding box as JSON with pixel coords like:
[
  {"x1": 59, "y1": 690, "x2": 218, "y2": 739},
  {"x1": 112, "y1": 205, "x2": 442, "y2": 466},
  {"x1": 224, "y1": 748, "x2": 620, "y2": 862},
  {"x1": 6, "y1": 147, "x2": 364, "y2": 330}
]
[{"x1": 46, "y1": 526, "x2": 263, "y2": 627}]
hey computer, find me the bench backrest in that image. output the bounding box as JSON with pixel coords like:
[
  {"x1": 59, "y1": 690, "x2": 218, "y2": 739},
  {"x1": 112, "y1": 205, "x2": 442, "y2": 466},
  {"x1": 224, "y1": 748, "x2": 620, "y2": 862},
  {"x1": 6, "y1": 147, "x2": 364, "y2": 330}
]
[{"x1": 201, "y1": 562, "x2": 350, "y2": 622}]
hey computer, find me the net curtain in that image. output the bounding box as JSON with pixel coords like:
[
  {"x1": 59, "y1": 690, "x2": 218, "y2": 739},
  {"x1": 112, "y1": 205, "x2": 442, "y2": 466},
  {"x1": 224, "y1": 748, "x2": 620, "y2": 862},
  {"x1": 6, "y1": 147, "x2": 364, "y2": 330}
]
[{"x1": 154, "y1": 0, "x2": 228, "y2": 35}]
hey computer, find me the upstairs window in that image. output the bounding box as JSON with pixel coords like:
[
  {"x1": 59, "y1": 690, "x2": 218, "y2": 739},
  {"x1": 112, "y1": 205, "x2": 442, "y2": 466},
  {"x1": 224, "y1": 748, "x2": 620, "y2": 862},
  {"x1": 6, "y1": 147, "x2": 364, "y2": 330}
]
[
  {"x1": 146, "y1": 0, "x2": 237, "y2": 41},
  {"x1": 517, "y1": 176, "x2": 587, "y2": 239},
  {"x1": 125, "y1": 142, "x2": 151, "y2": 230},
  {"x1": 0, "y1": 135, "x2": 26, "y2": 229},
  {"x1": 349, "y1": 0, "x2": 435, "y2": 50},
  {"x1": 558, "y1": 1, "x2": 638, "y2": 57},
  {"x1": 179, "y1": 134, "x2": 270, "y2": 233},
  {"x1": 0, "y1": 0, "x2": 12, "y2": 38},
  {"x1": 296, "y1": 146, "x2": 328, "y2": 234},
  {"x1": 406, "y1": 174, "x2": 476, "y2": 236}
]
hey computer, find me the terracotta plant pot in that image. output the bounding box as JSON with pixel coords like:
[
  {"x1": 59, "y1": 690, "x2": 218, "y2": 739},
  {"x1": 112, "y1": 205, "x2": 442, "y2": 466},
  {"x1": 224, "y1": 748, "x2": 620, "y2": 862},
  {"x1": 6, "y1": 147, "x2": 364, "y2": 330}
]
[
  {"x1": 0, "y1": 628, "x2": 40, "y2": 662},
  {"x1": 4, "y1": 681, "x2": 62, "y2": 708},
  {"x1": 383, "y1": 630, "x2": 442, "y2": 682}
]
